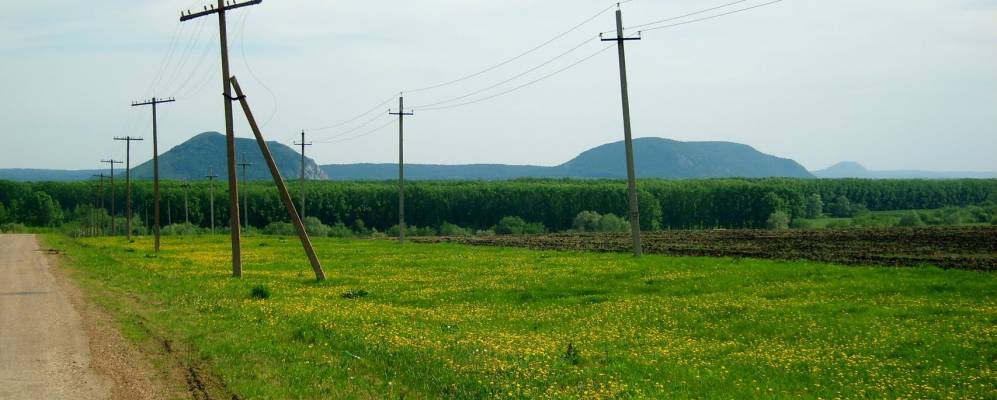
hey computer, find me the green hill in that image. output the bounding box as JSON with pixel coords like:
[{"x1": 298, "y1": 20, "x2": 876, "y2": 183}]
[
  {"x1": 131, "y1": 132, "x2": 328, "y2": 181},
  {"x1": 556, "y1": 138, "x2": 813, "y2": 179}
]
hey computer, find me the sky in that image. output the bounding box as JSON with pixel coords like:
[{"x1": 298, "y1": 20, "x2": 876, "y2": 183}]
[{"x1": 1, "y1": 0, "x2": 995, "y2": 172}]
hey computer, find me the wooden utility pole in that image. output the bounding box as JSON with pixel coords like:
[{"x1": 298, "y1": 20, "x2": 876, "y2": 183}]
[
  {"x1": 293, "y1": 130, "x2": 312, "y2": 219},
  {"x1": 181, "y1": 179, "x2": 192, "y2": 224},
  {"x1": 92, "y1": 174, "x2": 109, "y2": 235},
  {"x1": 237, "y1": 154, "x2": 254, "y2": 230},
  {"x1": 132, "y1": 97, "x2": 175, "y2": 251},
  {"x1": 389, "y1": 96, "x2": 414, "y2": 243},
  {"x1": 230, "y1": 76, "x2": 327, "y2": 281},
  {"x1": 114, "y1": 136, "x2": 144, "y2": 241},
  {"x1": 101, "y1": 159, "x2": 123, "y2": 236},
  {"x1": 206, "y1": 168, "x2": 219, "y2": 234},
  {"x1": 180, "y1": 0, "x2": 262, "y2": 278},
  {"x1": 601, "y1": 7, "x2": 643, "y2": 257}
]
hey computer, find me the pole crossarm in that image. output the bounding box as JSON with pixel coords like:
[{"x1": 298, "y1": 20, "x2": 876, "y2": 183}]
[
  {"x1": 180, "y1": 0, "x2": 262, "y2": 21},
  {"x1": 131, "y1": 98, "x2": 175, "y2": 107}
]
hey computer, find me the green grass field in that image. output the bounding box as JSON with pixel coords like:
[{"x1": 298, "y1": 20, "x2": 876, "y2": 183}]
[{"x1": 47, "y1": 234, "x2": 996, "y2": 399}]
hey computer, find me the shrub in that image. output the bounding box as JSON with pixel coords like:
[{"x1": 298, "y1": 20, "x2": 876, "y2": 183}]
[
  {"x1": 386, "y1": 224, "x2": 436, "y2": 237},
  {"x1": 439, "y1": 222, "x2": 471, "y2": 237},
  {"x1": 352, "y1": 219, "x2": 370, "y2": 236},
  {"x1": 302, "y1": 217, "x2": 330, "y2": 237},
  {"x1": 495, "y1": 216, "x2": 527, "y2": 235},
  {"x1": 789, "y1": 218, "x2": 814, "y2": 229},
  {"x1": 263, "y1": 222, "x2": 296, "y2": 236},
  {"x1": 0, "y1": 223, "x2": 29, "y2": 233},
  {"x1": 328, "y1": 223, "x2": 354, "y2": 238},
  {"x1": 766, "y1": 211, "x2": 790, "y2": 230},
  {"x1": 161, "y1": 223, "x2": 202, "y2": 236},
  {"x1": 250, "y1": 285, "x2": 271, "y2": 300},
  {"x1": 597, "y1": 213, "x2": 629, "y2": 233},
  {"x1": 572, "y1": 211, "x2": 602, "y2": 232},
  {"x1": 898, "y1": 212, "x2": 925, "y2": 227},
  {"x1": 495, "y1": 216, "x2": 547, "y2": 235},
  {"x1": 0, "y1": 202, "x2": 9, "y2": 224},
  {"x1": 573, "y1": 211, "x2": 629, "y2": 233}
]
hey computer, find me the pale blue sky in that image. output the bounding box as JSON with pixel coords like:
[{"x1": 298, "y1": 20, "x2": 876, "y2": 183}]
[{"x1": 1, "y1": 0, "x2": 995, "y2": 171}]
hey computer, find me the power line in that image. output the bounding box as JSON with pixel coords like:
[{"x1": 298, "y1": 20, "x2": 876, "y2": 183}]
[
  {"x1": 633, "y1": 0, "x2": 784, "y2": 34},
  {"x1": 239, "y1": 9, "x2": 279, "y2": 127},
  {"x1": 146, "y1": 21, "x2": 186, "y2": 95},
  {"x1": 411, "y1": 35, "x2": 600, "y2": 109},
  {"x1": 305, "y1": 94, "x2": 397, "y2": 132},
  {"x1": 314, "y1": 119, "x2": 397, "y2": 144},
  {"x1": 600, "y1": 0, "x2": 752, "y2": 35},
  {"x1": 403, "y1": 0, "x2": 628, "y2": 94},
  {"x1": 419, "y1": 41, "x2": 622, "y2": 112},
  {"x1": 157, "y1": 18, "x2": 209, "y2": 95}
]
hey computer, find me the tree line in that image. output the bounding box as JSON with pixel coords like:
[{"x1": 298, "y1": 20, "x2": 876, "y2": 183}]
[{"x1": 1, "y1": 178, "x2": 995, "y2": 232}]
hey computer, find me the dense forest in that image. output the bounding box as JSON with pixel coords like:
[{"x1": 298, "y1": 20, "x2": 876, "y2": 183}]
[{"x1": 1, "y1": 178, "x2": 995, "y2": 232}]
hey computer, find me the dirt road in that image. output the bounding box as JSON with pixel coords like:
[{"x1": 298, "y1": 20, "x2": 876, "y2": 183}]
[{"x1": 0, "y1": 234, "x2": 112, "y2": 399}]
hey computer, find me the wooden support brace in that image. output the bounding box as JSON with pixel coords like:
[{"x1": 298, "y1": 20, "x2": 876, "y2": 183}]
[{"x1": 229, "y1": 76, "x2": 327, "y2": 281}]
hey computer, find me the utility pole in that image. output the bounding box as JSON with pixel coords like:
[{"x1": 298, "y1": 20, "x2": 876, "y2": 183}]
[
  {"x1": 181, "y1": 179, "x2": 191, "y2": 224},
  {"x1": 389, "y1": 96, "x2": 414, "y2": 243},
  {"x1": 601, "y1": 7, "x2": 643, "y2": 257},
  {"x1": 230, "y1": 76, "x2": 326, "y2": 281},
  {"x1": 101, "y1": 159, "x2": 123, "y2": 236},
  {"x1": 114, "y1": 136, "x2": 144, "y2": 241},
  {"x1": 237, "y1": 153, "x2": 255, "y2": 230},
  {"x1": 293, "y1": 130, "x2": 312, "y2": 219},
  {"x1": 180, "y1": 0, "x2": 261, "y2": 278},
  {"x1": 206, "y1": 168, "x2": 219, "y2": 234},
  {"x1": 132, "y1": 97, "x2": 175, "y2": 251},
  {"x1": 92, "y1": 174, "x2": 109, "y2": 235}
]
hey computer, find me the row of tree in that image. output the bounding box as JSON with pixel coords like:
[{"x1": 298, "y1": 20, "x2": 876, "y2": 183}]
[{"x1": 1, "y1": 178, "x2": 995, "y2": 231}]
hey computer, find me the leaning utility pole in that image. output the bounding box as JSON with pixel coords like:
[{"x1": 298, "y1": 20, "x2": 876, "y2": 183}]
[
  {"x1": 180, "y1": 0, "x2": 261, "y2": 278},
  {"x1": 389, "y1": 96, "x2": 414, "y2": 244},
  {"x1": 132, "y1": 97, "x2": 175, "y2": 251},
  {"x1": 206, "y1": 168, "x2": 219, "y2": 234},
  {"x1": 114, "y1": 136, "x2": 144, "y2": 241},
  {"x1": 101, "y1": 159, "x2": 123, "y2": 236},
  {"x1": 230, "y1": 76, "x2": 326, "y2": 281},
  {"x1": 601, "y1": 7, "x2": 643, "y2": 257},
  {"x1": 237, "y1": 154, "x2": 255, "y2": 230},
  {"x1": 293, "y1": 130, "x2": 312, "y2": 218},
  {"x1": 181, "y1": 179, "x2": 191, "y2": 224}
]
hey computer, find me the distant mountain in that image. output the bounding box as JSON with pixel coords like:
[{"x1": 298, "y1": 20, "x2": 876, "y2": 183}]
[
  {"x1": 130, "y1": 132, "x2": 328, "y2": 181},
  {"x1": 322, "y1": 137, "x2": 813, "y2": 180},
  {"x1": 813, "y1": 162, "x2": 997, "y2": 179},
  {"x1": 556, "y1": 138, "x2": 813, "y2": 179},
  {"x1": 0, "y1": 169, "x2": 102, "y2": 182}
]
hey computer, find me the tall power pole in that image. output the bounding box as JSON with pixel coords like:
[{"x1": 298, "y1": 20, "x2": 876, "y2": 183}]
[
  {"x1": 601, "y1": 8, "x2": 643, "y2": 257},
  {"x1": 293, "y1": 130, "x2": 312, "y2": 219},
  {"x1": 206, "y1": 168, "x2": 219, "y2": 234},
  {"x1": 114, "y1": 136, "x2": 144, "y2": 241},
  {"x1": 237, "y1": 153, "x2": 255, "y2": 230},
  {"x1": 181, "y1": 179, "x2": 191, "y2": 224},
  {"x1": 389, "y1": 96, "x2": 414, "y2": 243},
  {"x1": 180, "y1": 0, "x2": 262, "y2": 278},
  {"x1": 92, "y1": 174, "x2": 109, "y2": 235},
  {"x1": 101, "y1": 159, "x2": 123, "y2": 236},
  {"x1": 132, "y1": 97, "x2": 175, "y2": 251}
]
